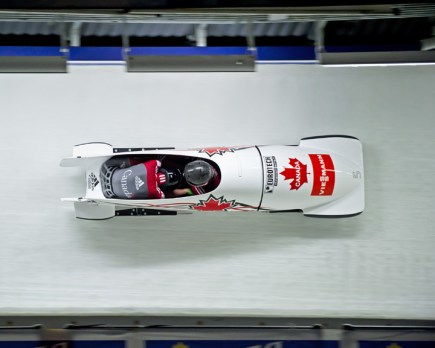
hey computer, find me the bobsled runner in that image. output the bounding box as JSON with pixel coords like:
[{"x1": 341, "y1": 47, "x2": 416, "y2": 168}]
[{"x1": 60, "y1": 135, "x2": 364, "y2": 220}]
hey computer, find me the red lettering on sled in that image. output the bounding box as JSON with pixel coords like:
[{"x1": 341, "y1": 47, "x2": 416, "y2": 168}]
[
  {"x1": 280, "y1": 158, "x2": 308, "y2": 191},
  {"x1": 309, "y1": 154, "x2": 335, "y2": 196}
]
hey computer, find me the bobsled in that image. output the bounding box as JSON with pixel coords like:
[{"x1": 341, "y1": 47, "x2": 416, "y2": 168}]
[{"x1": 60, "y1": 135, "x2": 364, "y2": 220}]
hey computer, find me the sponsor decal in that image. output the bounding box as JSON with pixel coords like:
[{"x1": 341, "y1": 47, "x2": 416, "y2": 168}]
[
  {"x1": 263, "y1": 156, "x2": 278, "y2": 193},
  {"x1": 135, "y1": 176, "x2": 145, "y2": 190},
  {"x1": 279, "y1": 158, "x2": 308, "y2": 191},
  {"x1": 87, "y1": 172, "x2": 99, "y2": 191},
  {"x1": 279, "y1": 155, "x2": 335, "y2": 196},
  {"x1": 309, "y1": 154, "x2": 335, "y2": 196},
  {"x1": 120, "y1": 169, "x2": 133, "y2": 198}
]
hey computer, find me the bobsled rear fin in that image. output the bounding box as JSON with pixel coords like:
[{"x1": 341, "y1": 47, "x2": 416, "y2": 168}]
[
  {"x1": 65, "y1": 197, "x2": 181, "y2": 218},
  {"x1": 60, "y1": 157, "x2": 83, "y2": 167},
  {"x1": 73, "y1": 142, "x2": 113, "y2": 158},
  {"x1": 116, "y1": 208, "x2": 178, "y2": 216},
  {"x1": 74, "y1": 201, "x2": 115, "y2": 220},
  {"x1": 113, "y1": 147, "x2": 175, "y2": 153}
]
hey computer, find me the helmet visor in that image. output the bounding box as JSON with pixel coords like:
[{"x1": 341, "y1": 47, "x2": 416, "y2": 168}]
[{"x1": 184, "y1": 160, "x2": 214, "y2": 187}]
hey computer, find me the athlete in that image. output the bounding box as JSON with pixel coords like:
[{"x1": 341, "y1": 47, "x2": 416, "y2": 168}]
[
  {"x1": 103, "y1": 159, "x2": 220, "y2": 199},
  {"x1": 164, "y1": 160, "x2": 220, "y2": 197}
]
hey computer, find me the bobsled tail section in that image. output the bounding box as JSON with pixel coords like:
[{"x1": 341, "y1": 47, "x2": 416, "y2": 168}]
[
  {"x1": 60, "y1": 143, "x2": 113, "y2": 167},
  {"x1": 300, "y1": 135, "x2": 364, "y2": 217},
  {"x1": 74, "y1": 201, "x2": 115, "y2": 220},
  {"x1": 72, "y1": 142, "x2": 113, "y2": 158},
  {"x1": 60, "y1": 157, "x2": 84, "y2": 167}
]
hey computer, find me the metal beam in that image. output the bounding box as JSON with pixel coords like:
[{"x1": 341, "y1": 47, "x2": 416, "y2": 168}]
[
  {"x1": 69, "y1": 21, "x2": 82, "y2": 46},
  {"x1": 0, "y1": 4, "x2": 429, "y2": 25},
  {"x1": 195, "y1": 23, "x2": 207, "y2": 47},
  {"x1": 314, "y1": 20, "x2": 326, "y2": 62}
]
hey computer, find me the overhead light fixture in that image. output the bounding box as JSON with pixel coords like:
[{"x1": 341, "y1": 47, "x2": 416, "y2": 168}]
[
  {"x1": 124, "y1": 21, "x2": 256, "y2": 72},
  {"x1": 0, "y1": 52, "x2": 67, "y2": 73},
  {"x1": 319, "y1": 51, "x2": 435, "y2": 67},
  {"x1": 126, "y1": 53, "x2": 255, "y2": 72},
  {"x1": 0, "y1": 24, "x2": 68, "y2": 73}
]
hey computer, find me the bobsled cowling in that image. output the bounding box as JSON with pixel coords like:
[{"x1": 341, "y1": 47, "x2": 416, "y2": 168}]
[{"x1": 60, "y1": 136, "x2": 364, "y2": 219}]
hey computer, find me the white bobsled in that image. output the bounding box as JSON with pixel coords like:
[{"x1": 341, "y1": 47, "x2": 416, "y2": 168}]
[{"x1": 60, "y1": 136, "x2": 364, "y2": 220}]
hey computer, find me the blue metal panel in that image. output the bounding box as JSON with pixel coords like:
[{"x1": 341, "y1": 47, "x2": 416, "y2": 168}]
[
  {"x1": 0, "y1": 46, "x2": 317, "y2": 62},
  {"x1": 0, "y1": 46, "x2": 63, "y2": 56},
  {"x1": 69, "y1": 47, "x2": 123, "y2": 60},
  {"x1": 129, "y1": 46, "x2": 250, "y2": 56},
  {"x1": 257, "y1": 46, "x2": 315, "y2": 60}
]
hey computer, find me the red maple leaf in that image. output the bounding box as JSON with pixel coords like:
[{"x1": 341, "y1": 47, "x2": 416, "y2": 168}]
[
  {"x1": 280, "y1": 158, "x2": 308, "y2": 190},
  {"x1": 199, "y1": 146, "x2": 235, "y2": 157},
  {"x1": 192, "y1": 195, "x2": 235, "y2": 211}
]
